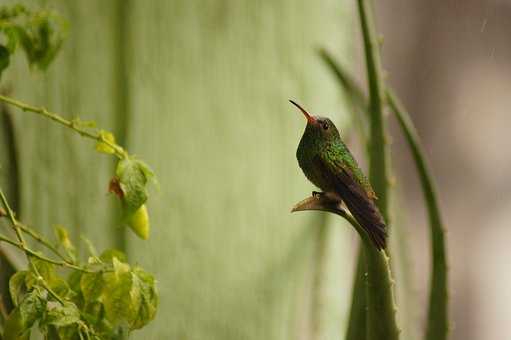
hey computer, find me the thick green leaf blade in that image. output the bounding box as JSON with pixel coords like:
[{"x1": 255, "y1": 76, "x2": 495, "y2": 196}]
[
  {"x1": 321, "y1": 50, "x2": 449, "y2": 340},
  {"x1": 345, "y1": 248, "x2": 366, "y2": 340},
  {"x1": 292, "y1": 194, "x2": 399, "y2": 340},
  {"x1": 386, "y1": 90, "x2": 448, "y2": 340}
]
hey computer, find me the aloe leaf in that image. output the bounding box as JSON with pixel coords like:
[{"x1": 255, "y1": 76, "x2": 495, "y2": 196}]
[
  {"x1": 386, "y1": 91, "x2": 448, "y2": 340},
  {"x1": 319, "y1": 52, "x2": 449, "y2": 340}
]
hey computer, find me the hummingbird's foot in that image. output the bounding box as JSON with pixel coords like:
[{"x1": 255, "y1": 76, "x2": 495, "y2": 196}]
[
  {"x1": 312, "y1": 191, "x2": 323, "y2": 198},
  {"x1": 312, "y1": 191, "x2": 343, "y2": 204}
]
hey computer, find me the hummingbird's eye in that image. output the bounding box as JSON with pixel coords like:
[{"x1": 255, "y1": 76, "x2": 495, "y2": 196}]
[{"x1": 322, "y1": 122, "x2": 329, "y2": 130}]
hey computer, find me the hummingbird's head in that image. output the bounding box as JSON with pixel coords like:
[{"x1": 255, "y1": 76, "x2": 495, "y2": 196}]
[{"x1": 289, "y1": 100, "x2": 341, "y2": 142}]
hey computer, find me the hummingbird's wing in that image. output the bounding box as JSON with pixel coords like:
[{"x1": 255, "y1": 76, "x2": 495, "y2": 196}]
[{"x1": 313, "y1": 155, "x2": 387, "y2": 250}]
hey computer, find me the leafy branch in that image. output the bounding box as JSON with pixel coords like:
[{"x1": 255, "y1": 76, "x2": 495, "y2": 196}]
[
  {"x1": 0, "y1": 4, "x2": 159, "y2": 339},
  {"x1": 0, "y1": 94, "x2": 127, "y2": 159},
  {"x1": 1, "y1": 149, "x2": 158, "y2": 339},
  {"x1": 0, "y1": 189, "x2": 91, "y2": 273},
  {"x1": 1, "y1": 162, "x2": 159, "y2": 339},
  {"x1": 0, "y1": 93, "x2": 155, "y2": 240}
]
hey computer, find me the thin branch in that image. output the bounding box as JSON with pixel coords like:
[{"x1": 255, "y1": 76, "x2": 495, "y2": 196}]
[
  {"x1": 0, "y1": 189, "x2": 93, "y2": 273},
  {"x1": 0, "y1": 188, "x2": 67, "y2": 304},
  {"x1": 0, "y1": 94, "x2": 128, "y2": 159},
  {"x1": 17, "y1": 222, "x2": 72, "y2": 263},
  {"x1": 31, "y1": 266, "x2": 66, "y2": 305},
  {"x1": 0, "y1": 234, "x2": 90, "y2": 272}
]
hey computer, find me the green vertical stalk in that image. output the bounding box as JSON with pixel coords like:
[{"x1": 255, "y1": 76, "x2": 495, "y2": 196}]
[
  {"x1": 311, "y1": 217, "x2": 329, "y2": 340},
  {"x1": 319, "y1": 49, "x2": 372, "y2": 340},
  {"x1": 320, "y1": 0, "x2": 398, "y2": 336},
  {"x1": 319, "y1": 51, "x2": 449, "y2": 340},
  {"x1": 292, "y1": 195, "x2": 398, "y2": 340},
  {"x1": 344, "y1": 246, "x2": 366, "y2": 340},
  {"x1": 357, "y1": 0, "x2": 397, "y2": 339},
  {"x1": 386, "y1": 91, "x2": 448, "y2": 340},
  {"x1": 357, "y1": 0, "x2": 389, "y2": 213}
]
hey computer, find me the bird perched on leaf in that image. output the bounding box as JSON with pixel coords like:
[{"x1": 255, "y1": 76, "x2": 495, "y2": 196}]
[{"x1": 291, "y1": 100, "x2": 387, "y2": 249}]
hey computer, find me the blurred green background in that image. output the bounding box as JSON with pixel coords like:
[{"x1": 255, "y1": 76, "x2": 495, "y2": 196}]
[
  {"x1": 0, "y1": 1, "x2": 357, "y2": 339},
  {"x1": 1, "y1": 1, "x2": 510, "y2": 340}
]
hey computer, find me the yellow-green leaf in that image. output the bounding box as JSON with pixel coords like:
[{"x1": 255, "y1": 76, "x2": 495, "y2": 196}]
[
  {"x1": 99, "y1": 248, "x2": 127, "y2": 263},
  {"x1": 131, "y1": 267, "x2": 158, "y2": 329},
  {"x1": 53, "y1": 225, "x2": 76, "y2": 262},
  {"x1": 9, "y1": 271, "x2": 28, "y2": 307},
  {"x1": 44, "y1": 302, "x2": 80, "y2": 327},
  {"x1": 4, "y1": 290, "x2": 45, "y2": 340},
  {"x1": 102, "y1": 260, "x2": 140, "y2": 327},
  {"x1": 80, "y1": 271, "x2": 104, "y2": 302},
  {"x1": 95, "y1": 130, "x2": 116, "y2": 154},
  {"x1": 127, "y1": 204, "x2": 150, "y2": 240}
]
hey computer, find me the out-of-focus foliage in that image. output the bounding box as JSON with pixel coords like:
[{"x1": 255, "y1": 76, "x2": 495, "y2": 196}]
[
  {"x1": 109, "y1": 158, "x2": 154, "y2": 240},
  {"x1": 0, "y1": 4, "x2": 159, "y2": 339},
  {"x1": 0, "y1": 4, "x2": 66, "y2": 77},
  {"x1": 5, "y1": 245, "x2": 157, "y2": 340}
]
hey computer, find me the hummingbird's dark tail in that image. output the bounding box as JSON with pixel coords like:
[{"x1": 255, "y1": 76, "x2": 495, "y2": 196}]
[
  {"x1": 311, "y1": 156, "x2": 387, "y2": 250},
  {"x1": 343, "y1": 194, "x2": 387, "y2": 250}
]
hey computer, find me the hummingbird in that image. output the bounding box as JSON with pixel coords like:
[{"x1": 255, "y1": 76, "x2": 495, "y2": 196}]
[{"x1": 291, "y1": 100, "x2": 387, "y2": 250}]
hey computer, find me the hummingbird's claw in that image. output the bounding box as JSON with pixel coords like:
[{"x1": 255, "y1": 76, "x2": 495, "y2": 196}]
[
  {"x1": 291, "y1": 193, "x2": 345, "y2": 214},
  {"x1": 312, "y1": 191, "x2": 322, "y2": 198}
]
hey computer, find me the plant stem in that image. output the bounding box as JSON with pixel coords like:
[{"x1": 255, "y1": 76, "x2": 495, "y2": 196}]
[
  {"x1": 0, "y1": 189, "x2": 67, "y2": 304},
  {"x1": 319, "y1": 49, "x2": 370, "y2": 340},
  {"x1": 0, "y1": 94, "x2": 128, "y2": 159},
  {"x1": 32, "y1": 266, "x2": 66, "y2": 305},
  {"x1": 2, "y1": 189, "x2": 107, "y2": 335},
  {"x1": 17, "y1": 222, "x2": 72, "y2": 263},
  {"x1": 356, "y1": 1, "x2": 398, "y2": 339},
  {"x1": 292, "y1": 194, "x2": 398, "y2": 339},
  {"x1": 344, "y1": 246, "x2": 366, "y2": 340},
  {"x1": 311, "y1": 217, "x2": 328, "y2": 340},
  {"x1": 386, "y1": 90, "x2": 448, "y2": 340},
  {"x1": 0, "y1": 189, "x2": 93, "y2": 273},
  {"x1": 0, "y1": 233, "x2": 89, "y2": 272}
]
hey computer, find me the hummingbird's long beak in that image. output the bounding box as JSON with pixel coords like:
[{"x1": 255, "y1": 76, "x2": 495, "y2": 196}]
[{"x1": 289, "y1": 100, "x2": 316, "y2": 124}]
